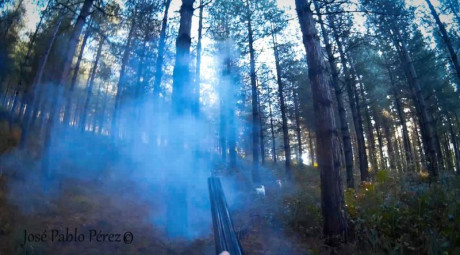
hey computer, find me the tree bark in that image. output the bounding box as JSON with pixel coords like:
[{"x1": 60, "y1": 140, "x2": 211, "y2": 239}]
[
  {"x1": 258, "y1": 87, "x2": 266, "y2": 165},
  {"x1": 153, "y1": 0, "x2": 172, "y2": 101},
  {"x1": 308, "y1": 130, "x2": 314, "y2": 165},
  {"x1": 373, "y1": 109, "x2": 386, "y2": 169},
  {"x1": 193, "y1": 0, "x2": 203, "y2": 117},
  {"x1": 64, "y1": 20, "x2": 92, "y2": 125},
  {"x1": 295, "y1": 0, "x2": 348, "y2": 240},
  {"x1": 246, "y1": 0, "x2": 260, "y2": 183},
  {"x1": 316, "y1": 3, "x2": 354, "y2": 188},
  {"x1": 426, "y1": 0, "x2": 460, "y2": 82},
  {"x1": 271, "y1": 28, "x2": 291, "y2": 178},
  {"x1": 168, "y1": 0, "x2": 195, "y2": 238},
  {"x1": 42, "y1": 0, "x2": 94, "y2": 178},
  {"x1": 80, "y1": 36, "x2": 103, "y2": 132},
  {"x1": 112, "y1": 9, "x2": 136, "y2": 136},
  {"x1": 447, "y1": 112, "x2": 460, "y2": 173},
  {"x1": 171, "y1": 0, "x2": 195, "y2": 114},
  {"x1": 20, "y1": 15, "x2": 63, "y2": 148},
  {"x1": 18, "y1": 0, "x2": 50, "y2": 116},
  {"x1": 293, "y1": 88, "x2": 303, "y2": 164},
  {"x1": 382, "y1": 115, "x2": 397, "y2": 171},
  {"x1": 356, "y1": 77, "x2": 378, "y2": 172},
  {"x1": 331, "y1": 19, "x2": 369, "y2": 182},
  {"x1": 269, "y1": 93, "x2": 277, "y2": 163},
  {"x1": 384, "y1": 58, "x2": 414, "y2": 171},
  {"x1": 392, "y1": 26, "x2": 439, "y2": 178}
]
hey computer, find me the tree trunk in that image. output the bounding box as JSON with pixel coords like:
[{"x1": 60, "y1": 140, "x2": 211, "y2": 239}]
[
  {"x1": 431, "y1": 110, "x2": 445, "y2": 171},
  {"x1": 308, "y1": 130, "x2": 314, "y2": 165},
  {"x1": 18, "y1": 0, "x2": 50, "y2": 115},
  {"x1": 171, "y1": 0, "x2": 195, "y2": 114},
  {"x1": 219, "y1": 78, "x2": 227, "y2": 162},
  {"x1": 193, "y1": 0, "x2": 203, "y2": 117},
  {"x1": 258, "y1": 88, "x2": 266, "y2": 165},
  {"x1": 374, "y1": 111, "x2": 386, "y2": 169},
  {"x1": 246, "y1": 0, "x2": 260, "y2": 183},
  {"x1": 355, "y1": 76, "x2": 378, "y2": 172},
  {"x1": 426, "y1": 0, "x2": 460, "y2": 82},
  {"x1": 20, "y1": 16, "x2": 63, "y2": 148},
  {"x1": 392, "y1": 26, "x2": 439, "y2": 178},
  {"x1": 293, "y1": 88, "x2": 303, "y2": 164},
  {"x1": 42, "y1": 0, "x2": 94, "y2": 179},
  {"x1": 385, "y1": 58, "x2": 414, "y2": 171},
  {"x1": 153, "y1": 0, "x2": 172, "y2": 101},
  {"x1": 271, "y1": 28, "x2": 291, "y2": 178},
  {"x1": 317, "y1": 3, "x2": 354, "y2": 188},
  {"x1": 269, "y1": 96, "x2": 277, "y2": 163},
  {"x1": 331, "y1": 20, "x2": 369, "y2": 182},
  {"x1": 168, "y1": 0, "x2": 195, "y2": 238},
  {"x1": 64, "y1": 20, "x2": 92, "y2": 125},
  {"x1": 382, "y1": 115, "x2": 397, "y2": 171},
  {"x1": 80, "y1": 36, "x2": 103, "y2": 132},
  {"x1": 447, "y1": 112, "x2": 460, "y2": 173},
  {"x1": 112, "y1": 10, "x2": 136, "y2": 136},
  {"x1": 295, "y1": 0, "x2": 348, "y2": 240}
]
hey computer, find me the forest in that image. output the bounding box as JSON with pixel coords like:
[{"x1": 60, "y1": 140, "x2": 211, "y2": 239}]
[{"x1": 0, "y1": 0, "x2": 459, "y2": 254}]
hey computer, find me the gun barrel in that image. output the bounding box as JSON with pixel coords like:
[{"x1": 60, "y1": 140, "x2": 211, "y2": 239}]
[{"x1": 208, "y1": 177, "x2": 244, "y2": 255}]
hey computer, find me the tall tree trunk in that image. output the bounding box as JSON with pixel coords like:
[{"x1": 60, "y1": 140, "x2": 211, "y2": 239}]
[
  {"x1": 168, "y1": 0, "x2": 195, "y2": 238},
  {"x1": 317, "y1": 3, "x2": 354, "y2": 188},
  {"x1": 447, "y1": 112, "x2": 460, "y2": 173},
  {"x1": 440, "y1": 124, "x2": 453, "y2": 171},
  {"x1": 81, "y1": 36, "x2": 103, "y2": 132},
  {"x1": 426, "y1": 0, "x2": 460, "y2": 82},
  {"x1": 153, "y1": 0, "x2": 172, "y2": 101},
  {"x1": 246, "y1": 0, "x2": 260, "y2": 183},
  {"x1": 219, "y1": 79, "x2": 227, "y2": 162},
  {"x1": 271, "y1": 28, "x2": 291, "y2": 178},
  {"x1": 382, "y1": 115, "x2": 397, "y2": 171},
  {"x1": 171, "y1": 0, "x2": 195, "y2": 114},
  {"x1": 42, "y1": 0, "x2": 94, "y2": 179},
  {"x1": 293, "y1": 88, "x2": 303, "y2": 164},
  {"x1": 269, "y1": 95, "x2": 277, "y2": 163},
  {"x1": 414, "y1": 119, "x2": 427, "y2": 168},
  {"x1": 193, "y1": 0, "x2": 203, "y2": 117},
  {"x1": 64, "y1": 20, "x2": 92, "y2": 125},
  {"x1": 258, "y1": 88, "x2": 265, "y2": 165},
  {"x1": 18, "y1": 0, "x2": 50, "y2": 115},
  {"x1": 431, "y1": 110, "x2": 445, "y2": 171},
  {"x1": 374, "y1": 110, "x2": 386, "y2": 169},
  {"x1": 20, "y1": 16, "x2": 62, "y2": 148},
  {"x1": 228, "y1": 92, "x2": 237, "y2": 168},
  {"x1": 384, "y1": 58, "x2": 414, "y2": 171},
  {"x1": 98, "y1": 82, "x2": 109, "y2": 133},
  {"x1": 331, "y1": 19, "x2": 369, "y2": 182},
  {"x1": 355, "y1": 76, "x2": 378, "y2": 172},
  {"x1": 295, "y1": 0, "x2": 348, "y2": 240},
  {"x1": 112, "y1": 10, "x2": 136, "y2": 137},
  {"x1": 136, "y1": 38, "x2": 148, "y2": 98},
  {"x1": 392, "y1": 25, "x2": 439, "y2": 178},
  {"x1": 308, "y1": 130, "x2": 314, "y2": 165}
]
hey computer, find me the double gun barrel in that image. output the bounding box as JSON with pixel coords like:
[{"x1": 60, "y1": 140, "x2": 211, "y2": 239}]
[{"x1": 208, "y1": 177, "x2": 244, "y2": 255}]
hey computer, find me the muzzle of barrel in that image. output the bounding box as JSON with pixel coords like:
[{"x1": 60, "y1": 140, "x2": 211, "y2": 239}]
[{"x1": 208, "y1": 177, "x2": 244, "y2": 255}]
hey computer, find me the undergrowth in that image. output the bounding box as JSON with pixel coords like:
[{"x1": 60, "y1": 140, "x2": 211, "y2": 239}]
[{"x1": 278, "y1": 165, "x2": 460, "y2": 254}]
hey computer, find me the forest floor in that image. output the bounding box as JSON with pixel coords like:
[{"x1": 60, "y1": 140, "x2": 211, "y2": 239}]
[
  {"x1": 0, "y1": 112, "x2": 312, "y2": 255},
  {"x1": 1, "y1": 112, "x2": 460, "y2": 254}
]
